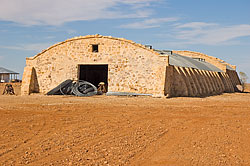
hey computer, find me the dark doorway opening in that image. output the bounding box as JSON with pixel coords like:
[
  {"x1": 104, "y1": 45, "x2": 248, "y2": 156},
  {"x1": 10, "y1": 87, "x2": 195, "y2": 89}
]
[{"x1": 79, "y1": 65, "x2": 108, "y2": 89}]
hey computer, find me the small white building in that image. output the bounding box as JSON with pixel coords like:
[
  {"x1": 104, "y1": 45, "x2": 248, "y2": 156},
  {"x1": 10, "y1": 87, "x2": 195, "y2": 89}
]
[{"x1": 0, "y1": 67, "x2": 19, "y2": 83}]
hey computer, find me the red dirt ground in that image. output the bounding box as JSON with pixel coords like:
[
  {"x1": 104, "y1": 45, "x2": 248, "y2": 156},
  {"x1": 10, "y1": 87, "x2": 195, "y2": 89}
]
[{"x1": 0, "y1": 86, "x2": 250, "y2": 165}]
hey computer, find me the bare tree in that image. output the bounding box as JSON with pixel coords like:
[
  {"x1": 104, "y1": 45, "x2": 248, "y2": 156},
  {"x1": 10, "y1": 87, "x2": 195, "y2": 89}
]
[{"x1": 239, "y1": 72, "x2": 248, "y2": 92}]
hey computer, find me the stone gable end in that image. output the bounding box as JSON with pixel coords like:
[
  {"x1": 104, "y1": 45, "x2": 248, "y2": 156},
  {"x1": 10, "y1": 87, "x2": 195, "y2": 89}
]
[{"x1": 22, "y1": 35, "x2": 169, "y2": 96}]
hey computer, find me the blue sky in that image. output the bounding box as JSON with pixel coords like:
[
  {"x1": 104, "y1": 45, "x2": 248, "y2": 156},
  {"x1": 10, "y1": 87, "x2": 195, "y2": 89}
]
[{"x1": 0, "y1": 0, "x2": 249, "y2": 81}]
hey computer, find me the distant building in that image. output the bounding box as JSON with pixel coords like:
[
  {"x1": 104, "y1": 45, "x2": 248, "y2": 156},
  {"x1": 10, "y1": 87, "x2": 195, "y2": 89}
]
[{"x1": 0, "y1": 67, "x2": 19, "y2": 83}]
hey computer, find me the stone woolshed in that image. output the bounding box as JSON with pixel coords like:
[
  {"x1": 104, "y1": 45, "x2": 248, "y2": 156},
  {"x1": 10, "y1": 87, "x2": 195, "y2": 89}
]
[{"x1": 21, "y1": 34, "x2": 241, "y2": 97}]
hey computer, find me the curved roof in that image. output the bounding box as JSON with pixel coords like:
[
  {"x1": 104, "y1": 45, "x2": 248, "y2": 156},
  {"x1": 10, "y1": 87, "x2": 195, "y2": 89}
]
[
  {"x1": 173, "y1": 50, "x2": 235, "y2": 71},
  {"x1": 0, "y1": 67, "x2": 19, "y2": 74},
  {"x1": 157, "y1": 50, "x2": 223, "y2": 72},
  {"x1": 27, "y1": 34, "x2": 159, "y2": 60}
]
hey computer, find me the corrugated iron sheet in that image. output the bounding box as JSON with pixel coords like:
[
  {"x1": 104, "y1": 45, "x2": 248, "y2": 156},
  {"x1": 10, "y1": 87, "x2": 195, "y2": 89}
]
[
  {"x1": 157, "y1": 50, "x2": 223, "y2": 72},
  {"x1": 0, "y1": 67, "x2": 19, "y2": 74}
]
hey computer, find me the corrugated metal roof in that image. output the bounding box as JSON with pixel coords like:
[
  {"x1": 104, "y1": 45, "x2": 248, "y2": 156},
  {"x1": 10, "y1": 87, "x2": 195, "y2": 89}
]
[
  {"x1": 156, "y1": 50, "x2": 223, "y2": 72},
  {"x1": 0, "y1": 67, "x2": 19, "y2": 74}
]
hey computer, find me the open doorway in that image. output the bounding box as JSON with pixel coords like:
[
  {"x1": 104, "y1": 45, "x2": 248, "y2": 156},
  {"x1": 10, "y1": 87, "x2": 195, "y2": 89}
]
[{"x1": 78, "y1": 65, "x2": 108, "y2": 89}]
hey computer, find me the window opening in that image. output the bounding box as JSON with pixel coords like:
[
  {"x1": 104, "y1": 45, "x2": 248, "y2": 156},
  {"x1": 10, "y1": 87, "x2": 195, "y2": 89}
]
[{"x1": 92, "y1": 45, "x2": 99, "y2": 52}]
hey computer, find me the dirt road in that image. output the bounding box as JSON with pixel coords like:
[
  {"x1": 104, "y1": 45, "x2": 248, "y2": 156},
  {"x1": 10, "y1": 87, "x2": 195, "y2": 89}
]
[{"x1": 0, "y1": 92, "x2": 250, "y2": 165}]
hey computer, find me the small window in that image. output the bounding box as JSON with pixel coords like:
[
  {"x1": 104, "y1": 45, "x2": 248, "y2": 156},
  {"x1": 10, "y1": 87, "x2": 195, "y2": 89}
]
[{"x1": 92, "y1": 45, "x2": 99, "y2": 52}]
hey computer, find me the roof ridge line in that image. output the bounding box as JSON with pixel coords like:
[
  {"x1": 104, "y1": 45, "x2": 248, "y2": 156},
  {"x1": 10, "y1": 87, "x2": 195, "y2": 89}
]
[{"x1": 27, "y1": 34, "x2": 159, "y2": 60}]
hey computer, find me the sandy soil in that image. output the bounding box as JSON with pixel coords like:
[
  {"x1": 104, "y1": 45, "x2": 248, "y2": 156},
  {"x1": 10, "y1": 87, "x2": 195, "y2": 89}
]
[{"x1": 0, "y1": 90, "x2": 250, "y2": 165}]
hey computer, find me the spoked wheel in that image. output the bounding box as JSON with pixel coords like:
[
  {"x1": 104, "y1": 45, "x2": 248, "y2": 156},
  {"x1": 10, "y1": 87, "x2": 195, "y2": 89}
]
[{"x1": 72, "y1": 81, "x2": 97, "y2": 97}]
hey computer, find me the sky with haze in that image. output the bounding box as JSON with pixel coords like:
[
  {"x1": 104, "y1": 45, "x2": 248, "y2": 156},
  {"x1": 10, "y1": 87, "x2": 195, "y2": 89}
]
[{"x1": 0, "y1": 0, "x2": 249, "y2": 81}]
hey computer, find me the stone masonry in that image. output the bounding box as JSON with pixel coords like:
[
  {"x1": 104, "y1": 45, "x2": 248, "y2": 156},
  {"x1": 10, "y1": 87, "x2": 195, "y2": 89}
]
[
  {"x1": 22, "y1": 35, "x2": 168, "y2": 96},
  {"x1": 21, "y1": 34, "x2": 241, "y2": 97}
]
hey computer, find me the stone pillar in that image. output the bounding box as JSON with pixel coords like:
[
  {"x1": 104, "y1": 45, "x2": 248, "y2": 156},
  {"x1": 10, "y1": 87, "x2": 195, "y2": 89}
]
[
  {"x1": 164, "y1": 65, "x2": 174, "y2": 97},
  {"x1": 233, "y1": 71, "x2": 241, "y2": 85},
  {"x1": 180, "y1": 67, "x2": 194, "y2": 97},
  {"x1": 207, "y1": 71, "x2": 217, "y2": 94},
  {"x1": 201, "y1": 70, "x2": 213, "y2": 95},
  {"x1": 174, "y1": 67, "x2": 188, "y2": 96},
  {"x1": 215, "y1": 72, "x2": 225, "y2": 92},
  {"x1": 185, "y1": 67, "x2": 199, "y2": 96},
  {"x1": 212, "y1": 72, "x2": 223, "y2": 93},
  {"x1": 225, "y1": 73, "x2": 235, "y2": 92},
  {"x1": 220, "y1": 72, "x2": 230, "y2": 92},
  {"x1": 209, "y1": 71, "x2": 220, "y2": 94},
  {"x1": 190, "y1": 68, "x2": 202, "y2": 96},
  {"x1": 197, "y1": 70, "x2": 209, "y2": 95},
  {"x1": 227, "y1": 70, "x2": 236, "y2": 89},
  {"x1": 21, "y1": 67, "x2": 39, "y2": 95},
  {"x1": 194, "y1": 69, "x2": 206, "y2": 96},
  {"x1": 21, "y1": 66, "x2": 33, "y2": 95}
]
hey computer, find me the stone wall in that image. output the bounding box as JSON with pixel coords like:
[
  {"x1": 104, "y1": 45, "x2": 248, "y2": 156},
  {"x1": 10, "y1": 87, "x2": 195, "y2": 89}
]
[
  {"x1": 164, "y1": 65, "x2": 237, "y2": 97},
  {"x1": 21, "y1": 35, "x2": 241, "y2": 98},
  {"x1": 167, "y1": 50, "x2": 242, "y2": 97},
  {"x1": 226, "y1": 69, "x2": 242, "y2": 91},
  {"x1": 21, "y1": 67, "x2": 39, "y2": 95},
  {"x1": 22, "y1": 35, "x2": 169, "y2": 96}
]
